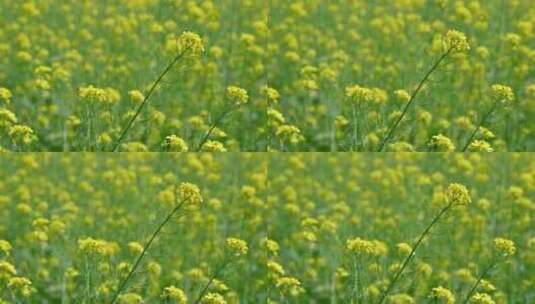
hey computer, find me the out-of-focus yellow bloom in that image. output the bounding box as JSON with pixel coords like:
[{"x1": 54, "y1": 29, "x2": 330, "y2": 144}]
[
  {"x1": 227, "y1": 86, "x2": 249, "y2": 106},
  {"x1": 493, "y1": 238, "x2": 516, "y2": 257},
  {"x1": 429, "y1": 286, "x2": 455, "y2": 304},
  {"x1": 429, "y1": 134, "x2": 455, "y2": 152},
  {"x1": 161, "y1": 285, "x2": 187, "y2": 303},
  {"x1": 490, "y1": 84, "x2": 514, "y2": 104},
  {"x1": 162, "y1": 135, "x2": 188, "y2": 152},
  {"x1": 226, "y1": 238, "x2": 248, "y2": 257},
  {"x1": 0, "y1": 87, "x2": 12, "y2": 104}
]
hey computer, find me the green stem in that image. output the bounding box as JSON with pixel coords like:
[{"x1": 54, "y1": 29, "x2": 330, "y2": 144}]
[
  {"x1": 109, "y1": 199, "x2": 188, "y2": 304},
  {"x1": 111, "y1": 51, "x2": 187, "y2": 152},
  {"x1": 195, "y1": 106, "x2": 235, "y2": 151},
  {"x1": 351, "y1": 104, "x2": 358, "y2": 151},
  {"x1": 461, "y1": 262, "x2": 496, "y2": 304},
  {"x1": 193, "y1": 259, "x2": 231, "y2": 304},
  {"x1": 461, "y1": 101, "x2": 499, "y2": 152},
  {"x1": 377, "y1": 203, "x2": 452, "y2": 304},
  {"x1": 378, "y1": 49, "x2": 452, "y2": 152}
]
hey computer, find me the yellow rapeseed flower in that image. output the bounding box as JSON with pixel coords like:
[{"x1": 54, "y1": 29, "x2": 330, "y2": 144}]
[
  {"x1": 178, "y1": 182, "x2": 203, "y2": 205},
  {"x1": 226, "y1": 86, "x2": 249, "y2": 106},
  {"x1": 178, "y1": 31, "x2": 204, "y2": 56},
  {"x1": 446, "y1": 183, "x2": 471, "y2": 206},
  {"x1": 161, "y1": 285, "x2": 187, "y2": 304},
  {"x1": 162, "y1": 135, "x2": 188, "y2": 152},
  {"x1": 0, "y1": 87, "x2": 12, "y2": 104},
  {"x1": 429, "y1": 286, "x2": 455, "y2": 304},
  {"x1": 444, "y1": 30, "x2": 470, "y2": 52},
  {"x1": 493, "y1": 238, "x2": 516, "y2": 257},
  {"x1": 226, "y1": 237, "x2": 248, "y2": 257},
  {"x1": 490, "y1": 84, "x2": 514, "y2": 104},
  {"x1": 429, "y1": 134, "x2": 456, "y2": 152}
]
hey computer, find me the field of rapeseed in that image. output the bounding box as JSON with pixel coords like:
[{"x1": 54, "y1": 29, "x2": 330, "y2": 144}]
[
  {"x1": 2, "y1": 1, "x2": 534, "y2": 152},
  {"x1": 2, "y1": 153, "x2": 533, "y2": 303},
  {"x1": 0, "y1": 1, "x2": 267, "y2": 151},
  {"x1": 0, "y1": 154, "x2": 267, "y2": 303},
  {"x1": 2, "y1": 1, "x2": 535, "y2": 303},
  {"x1": 267, "y1": 153, "x2": 535, "y2": 303},
  {"x1": 267, "y1": 1, "x2": 535, "y2": 151}
]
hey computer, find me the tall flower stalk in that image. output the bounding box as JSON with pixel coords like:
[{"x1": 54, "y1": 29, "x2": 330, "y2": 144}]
[
  {"x1": 461, "y1": 84, "x2": 514, "y2": 151},
  {"x1": 111, "y1": 32, "x2": 204, "y2": 152},
  {"x1": 377, "y1": 30, "x2": 470, "y2": 152},
  {"x1": 196, "y1": 86, "x2": 249, "y2": 151},
  {"x1": 377, "y1": 183, "x2": 471, "y2": 304},
  {"x1": 192, "y1": 238, "x2": 248, "y2": 304},
  {"x1": 109, "y1": 182, "x2": 203, "y2": 304},
  {"x1": 461, "y1": 237, "x2": 516, "y2": 304}
]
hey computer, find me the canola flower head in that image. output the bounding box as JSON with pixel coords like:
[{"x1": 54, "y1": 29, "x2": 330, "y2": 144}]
[
  {"x1": 178, "y1": 31, "x2": 205, "y2": 56},
  {"x1": 264, "y1": 238, "x2": 280, "y2": 255},
  {"x1": 389, "y1": 293, "x2": 414, "y2": 304},
  {"x1": 0, "y1": 240, "x2": 12, "y2": 256},
  {"x1": 9, "y1": 125, "x2": 35, "y2": 145},
  {"x1": 0, "y1": 87, "x2": 12, "y2": 104},
  {"x1": 490, "y1": 84, "x2": 514, "y2": 104},
  {"x1": 201, "y1": 292, "x2": 227, "y2": 304},
  {"x1": 446, "y1": 183, "x2": 471, "y2": 206},
  {"x1": 394, "y1": 89, "x2": 411, "y2": 104},
  {"x1": 493, "y1": 238, "x2": 516, "y2": 258},
  {"x1": 201, "y1": 140, "x2": 227, "y2": 152},
  {"x1": 161, "y1": 285, "x2": 187, "y2": 303},
  {"x1": 77, "y1": 237, "x2": 115, "y2": 256},
  {"x1": 467, "y1": 140, "x2": 494, "y2": 152},
  {"x1": 178, "y1": 182, "x2": 203, "y2": 205},
  {"x1": 0, "y1": 108, "x2": 18, "y2": 126},
  {"x1": 117, "y1": 292, "x2": 143, "y2": 304},
  {"x1": 397, "y1": 242, "x2": 412, "y2": 257},
  {"x1": 275, "y1": 124, "x2": 304, "y2": 144},
  {"x1": 267, "y1": 260, "x2": 285, "y2": 278},
  {"x1": 226, "y1": 237, "x2": 248, "y2": 257},
  {"x1": 429, "y1": 286, "x2": 455, "y2": 304},
  {"x1": 346, "y1": 237, "x2": 375, "y2": 256},
  {"x1": 429, "y1": 134, "x2": 455, "y2": 152},
  {"x1": 444, "y1": 30, "x2": 470, "y2": 53},
  {"x1": 78, "y1": 85, "x2": 120, "y2": 105},
  {"x1": 128, "y1": 90, "x2": 145, "y2": 104},
  {"x1": 263, "y1": 86, "x2": 281, "y2": 103},
  {"x1": 345, "y1": 84, "x2": 373, "y2": 103},
  {"x1": 0, "y1": 260, "x2": 17, "y2": 277},
  {"x1": 276, "y1": 276, "x2": 304, "y2": 297},
  {"x1": 226, "y1": 86, "x2": 249, "y2": 106},
  {"x1": 470, "y1": 292, "x2": 495, "y2": 304},
  {"x1": 127, "y1": 242, "x2": 144, "y2": 255},
  {"x1": 7, "y1": 276, "x2": 34, "y2": 298},
  {"x1": 162, "y1": 135, "x2": 188, "y2": 152}
]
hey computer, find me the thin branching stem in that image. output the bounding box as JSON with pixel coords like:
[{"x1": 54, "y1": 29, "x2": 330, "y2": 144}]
[
  {"x1": 378, "y1": 48, "x2": 452, "y2": 152},
  {"x1": 193, "y1": 259, "x2": 231, "y2": 304},
  {"x1": 461, "y1": 101, "x2": 499, "y2": 152},
  {"x1": 377, "y1": 202, "x2": 453, "y2": 304},
  {"x1": 195, "y1": 106, "x2": 235, "y2": 151},
  {"x1": 461, "y1": 262, "x2": 496, "y2": 304},
  {"x1": 109, "y1": 199, "x2": 188, "y2": 304},
  {"x1": 111, "y1": 50, "x2": 187, "y2": 152}
]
